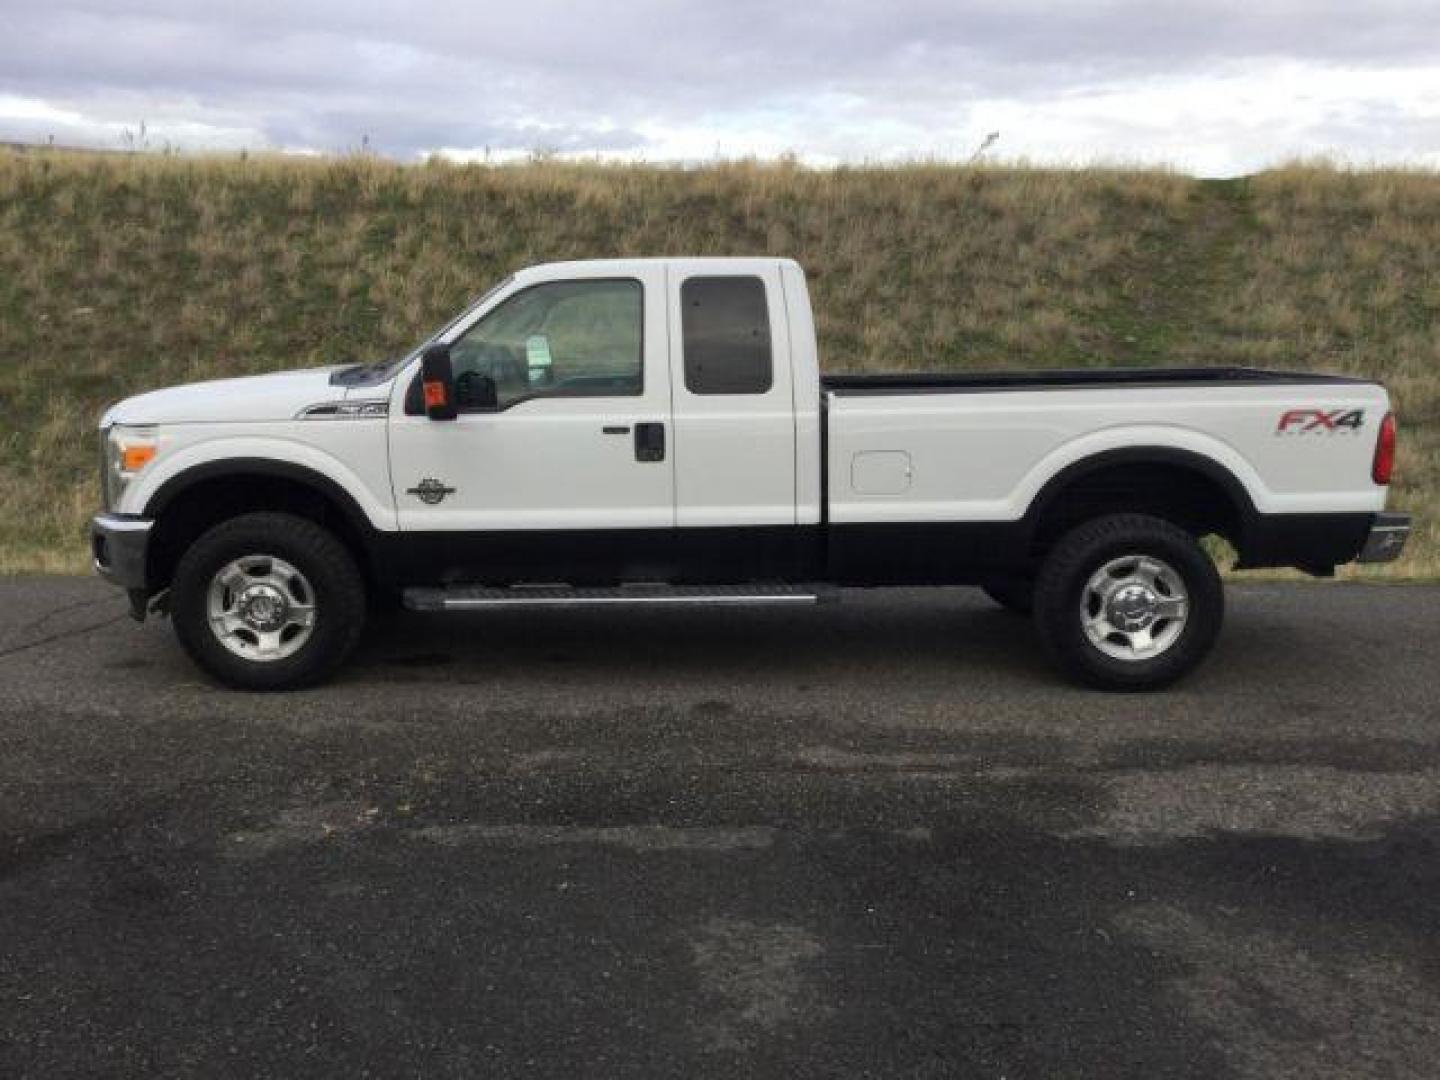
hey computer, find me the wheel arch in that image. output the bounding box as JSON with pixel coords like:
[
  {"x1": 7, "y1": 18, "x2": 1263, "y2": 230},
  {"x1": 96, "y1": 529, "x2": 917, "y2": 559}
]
[
  {"x1": 143, "y1": 459, "x2": 382, "y2": 592},
  {"x1": 1022, "y1": 446, "x2": 1258, "y2": 557}
]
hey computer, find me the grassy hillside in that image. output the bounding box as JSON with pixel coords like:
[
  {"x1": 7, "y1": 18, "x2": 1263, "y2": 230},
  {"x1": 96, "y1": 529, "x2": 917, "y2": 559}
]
[{"x1": 0, "y1": 150, "x2": 1434, "y2": 576}]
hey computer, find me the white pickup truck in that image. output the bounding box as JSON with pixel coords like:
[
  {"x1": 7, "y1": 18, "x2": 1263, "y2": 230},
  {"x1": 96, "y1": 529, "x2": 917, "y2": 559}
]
[{"x1": 92, "y1": 257, "x2": 1409, "y2": 691}]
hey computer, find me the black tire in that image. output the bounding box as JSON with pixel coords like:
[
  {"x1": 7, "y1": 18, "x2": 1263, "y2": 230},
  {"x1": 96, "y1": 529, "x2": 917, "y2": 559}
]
[
  {"x1": 1033, "y1": 513, "x2": 1223, "y2": 691},
  {"x1": 170, "y1": 512, "x2": 366, "y2": 690},
  {"x1": 982, "y1": 578, "x2": 1035, "y2": 615}
]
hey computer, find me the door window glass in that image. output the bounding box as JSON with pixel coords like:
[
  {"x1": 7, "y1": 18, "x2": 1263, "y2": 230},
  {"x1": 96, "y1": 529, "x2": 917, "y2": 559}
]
[{"x1": 450, "y1": 279, "x2": 642, "y2": 409}]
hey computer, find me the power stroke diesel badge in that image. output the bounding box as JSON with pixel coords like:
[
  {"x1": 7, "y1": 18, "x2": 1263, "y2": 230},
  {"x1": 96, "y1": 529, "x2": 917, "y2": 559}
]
[{"x1": 407, "y1": 478, "x2": 456, "y2": 505}]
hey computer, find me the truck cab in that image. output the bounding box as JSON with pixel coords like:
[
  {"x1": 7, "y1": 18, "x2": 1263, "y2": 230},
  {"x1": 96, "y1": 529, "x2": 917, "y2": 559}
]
[
  {"x1": 386, "y1": 257, "x2": 821, "y2": 585},
  {"x1": 92, "y1": 257, "x2": 1410, "y2": 691}
]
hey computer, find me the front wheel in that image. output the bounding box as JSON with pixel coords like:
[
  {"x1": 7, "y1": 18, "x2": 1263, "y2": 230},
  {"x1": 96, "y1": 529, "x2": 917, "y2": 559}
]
[
  {"x1": 1033, "y1": 514, "x2": 1223, "y2": 691},
  {"x1": 170, "y1": 512, "x2": 367, "y2": 690}
]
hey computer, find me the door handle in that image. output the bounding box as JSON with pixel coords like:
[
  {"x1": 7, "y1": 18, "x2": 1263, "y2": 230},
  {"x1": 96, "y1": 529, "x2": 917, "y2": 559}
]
[
  {"x1": 634, "y1": 422, "x2": 666, "y2": 462},
  {"x1": 602, "y1": 425, "x2": 631, "y2": 435}
]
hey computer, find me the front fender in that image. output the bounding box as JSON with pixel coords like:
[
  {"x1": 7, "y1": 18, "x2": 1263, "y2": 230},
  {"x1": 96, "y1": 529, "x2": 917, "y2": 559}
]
[{"x1": 127, "y1": 432, "x2": 396, "y2": 531}]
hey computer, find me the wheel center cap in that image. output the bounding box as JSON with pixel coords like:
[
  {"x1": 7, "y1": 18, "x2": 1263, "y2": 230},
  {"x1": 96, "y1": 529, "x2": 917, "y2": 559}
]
[
  {"x1": 239, "y1": 584, "x2": 288, "y2": 631},
  {"x1": 1108, "y1": 584, "x2": 1158, "y2": 631}
]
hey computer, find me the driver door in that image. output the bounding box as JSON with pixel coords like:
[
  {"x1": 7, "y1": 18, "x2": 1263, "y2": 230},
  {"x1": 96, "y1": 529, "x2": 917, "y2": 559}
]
[{"x1": 386, "y1": 265, "x2": 675, "y2": 584}]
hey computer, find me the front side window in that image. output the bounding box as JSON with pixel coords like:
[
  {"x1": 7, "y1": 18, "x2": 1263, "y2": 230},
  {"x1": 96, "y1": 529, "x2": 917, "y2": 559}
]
[
  {"x1": 450, "y1": 279, "x2": 642, "y2": 409},
  {"x1": 681, "y1": 276, "x2": 773, "y2": 395}
]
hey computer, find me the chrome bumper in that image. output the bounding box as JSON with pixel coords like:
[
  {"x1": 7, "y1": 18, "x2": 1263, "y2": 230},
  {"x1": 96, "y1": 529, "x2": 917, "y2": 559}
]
[
  {"x1": 91, "y1": 513, "x2": 153, "y2": 590},
  {"x1": 1357, "y1": 512, "x2": 1411, "y2": 564}
]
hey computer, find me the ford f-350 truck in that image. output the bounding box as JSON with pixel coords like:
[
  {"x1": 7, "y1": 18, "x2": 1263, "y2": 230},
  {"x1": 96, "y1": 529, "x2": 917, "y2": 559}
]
[{"x1": 91, "y1": 258, "x2": 1410, "y2": 690}]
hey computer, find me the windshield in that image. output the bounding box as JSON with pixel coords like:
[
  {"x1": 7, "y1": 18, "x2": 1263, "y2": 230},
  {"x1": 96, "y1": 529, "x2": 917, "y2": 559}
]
[
  {"x1": 341, "y1": 275, "x2": 516, "y2": 384},
  {"x1": 408, "y1": 275, "x2": 514, "y2": 360}
]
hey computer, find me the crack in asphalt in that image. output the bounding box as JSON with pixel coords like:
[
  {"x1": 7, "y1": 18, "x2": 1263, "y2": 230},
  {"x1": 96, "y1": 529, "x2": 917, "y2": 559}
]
[
  {"x1": 10, "y1": 593, "x2": 123, "y2": 636},
  {"x1": 0, "y1": 611, "x2": 131, "y2": 661}
]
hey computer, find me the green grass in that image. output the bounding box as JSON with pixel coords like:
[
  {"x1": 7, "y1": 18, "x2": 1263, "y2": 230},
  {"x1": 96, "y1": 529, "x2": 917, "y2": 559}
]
[{"x1": 0, "y1": 149, "x2": 1434, "y2": 576}]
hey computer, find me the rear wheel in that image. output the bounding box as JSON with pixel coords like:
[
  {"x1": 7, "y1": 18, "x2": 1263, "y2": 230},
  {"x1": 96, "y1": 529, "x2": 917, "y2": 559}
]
[
  {"x1": 170, "y1": 512, "x2": 366, "y2": 690},
  {"x1": 1033, "y1": 513, "x2": 1222, "y2": 690}
]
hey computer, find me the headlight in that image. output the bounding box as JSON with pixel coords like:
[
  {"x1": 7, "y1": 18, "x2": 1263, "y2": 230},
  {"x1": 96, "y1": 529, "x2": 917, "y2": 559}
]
[{"x1": 102, "y1": 425, "x2": 160, "y2": 512}]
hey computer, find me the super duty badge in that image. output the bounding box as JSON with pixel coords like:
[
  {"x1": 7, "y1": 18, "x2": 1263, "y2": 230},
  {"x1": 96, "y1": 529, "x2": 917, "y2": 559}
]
[{"x1": 407, "y1": 478, "x2": 456, "y2": 504}]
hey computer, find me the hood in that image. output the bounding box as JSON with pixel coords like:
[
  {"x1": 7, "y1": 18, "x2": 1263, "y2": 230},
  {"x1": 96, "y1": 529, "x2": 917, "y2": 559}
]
[{"x1": 100, "y1": 366, "x2": 379, "y2": 426}]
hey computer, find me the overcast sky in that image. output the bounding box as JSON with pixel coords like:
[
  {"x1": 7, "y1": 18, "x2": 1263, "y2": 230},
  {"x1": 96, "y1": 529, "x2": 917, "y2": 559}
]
[{"x1": 2, "y1": 1, "x2": 1438, "y2": 175}]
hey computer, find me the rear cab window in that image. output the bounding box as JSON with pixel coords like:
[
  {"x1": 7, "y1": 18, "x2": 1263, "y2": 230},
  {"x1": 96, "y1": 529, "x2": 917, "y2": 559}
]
[{"x1": 680, "y1": 277, "x2": 773, "y2": 395}]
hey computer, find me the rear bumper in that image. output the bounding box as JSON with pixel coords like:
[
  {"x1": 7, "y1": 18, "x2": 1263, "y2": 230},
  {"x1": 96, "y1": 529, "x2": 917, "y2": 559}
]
[
  {"x1": 1236, "y1": 510, "x2": 1412, "y2": 572},
  {"x1": 1356, "y1": 512, "x2": 1411, "y2": 564},
  {"x1": 91, "y1": 513, "x2": 153, "y2": 591}
]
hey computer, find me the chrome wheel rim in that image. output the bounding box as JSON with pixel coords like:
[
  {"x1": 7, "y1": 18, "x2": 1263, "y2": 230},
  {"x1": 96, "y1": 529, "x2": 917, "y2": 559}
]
[
  {"x1": 206, "y1": 555, "x2": 317, "y2": 662},
  {"x1": 1080, "y1": 554, "x2": 1189, "y2": 661}
]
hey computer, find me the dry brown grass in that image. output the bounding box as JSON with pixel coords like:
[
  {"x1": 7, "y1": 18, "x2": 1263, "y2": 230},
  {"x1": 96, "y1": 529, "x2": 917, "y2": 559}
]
[{"x1": 0, "y1": 150, "x2": 1433, "y2": 576}]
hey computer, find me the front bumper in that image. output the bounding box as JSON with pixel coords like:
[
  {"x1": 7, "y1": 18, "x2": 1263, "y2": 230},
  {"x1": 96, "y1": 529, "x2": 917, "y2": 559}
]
[
  {"x1": 91, "y1": 513, "x2": 153, "y2": 590},
  {"x1": 1357, "y1": 512, "x2": 1411, "y2": 564}
]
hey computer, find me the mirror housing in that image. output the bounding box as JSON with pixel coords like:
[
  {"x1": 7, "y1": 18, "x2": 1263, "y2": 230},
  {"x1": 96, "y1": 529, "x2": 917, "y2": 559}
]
[
  {"x1": 457, "y1": 371, "x2": 498, "y2": 411},
  {"x1": 420, "y1": 344, "x2": 458, "y2": 421}
]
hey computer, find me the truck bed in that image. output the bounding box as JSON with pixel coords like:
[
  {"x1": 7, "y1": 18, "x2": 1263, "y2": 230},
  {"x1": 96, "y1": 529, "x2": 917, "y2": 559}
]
[{"x1": 822, "y1": 366, "x2": 1369, "y2": 395}]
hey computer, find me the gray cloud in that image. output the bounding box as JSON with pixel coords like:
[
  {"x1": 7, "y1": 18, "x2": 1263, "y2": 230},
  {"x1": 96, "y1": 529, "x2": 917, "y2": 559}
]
[{"x1": 2, "y1": 1, "x2": 1438, "y2": 170}]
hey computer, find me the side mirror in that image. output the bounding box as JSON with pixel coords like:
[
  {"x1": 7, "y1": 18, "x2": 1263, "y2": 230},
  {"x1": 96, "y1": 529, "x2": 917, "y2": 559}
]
[
  {"x1": 456, "y1": 371, "x2": 498, "y2": 411},
  {"x1": 420, "y1": 344, "x2": 457, "y2": 421}
]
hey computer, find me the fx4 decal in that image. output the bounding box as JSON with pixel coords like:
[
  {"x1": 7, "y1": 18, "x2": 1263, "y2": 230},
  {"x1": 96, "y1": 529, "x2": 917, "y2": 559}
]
[{"x1": 1276, "y1": 408, "x2": 1366, "y2": 434}]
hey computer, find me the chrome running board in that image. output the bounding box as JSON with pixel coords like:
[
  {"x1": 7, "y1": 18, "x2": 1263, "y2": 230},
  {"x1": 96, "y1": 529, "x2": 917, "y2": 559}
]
[{"x1": 403, "y1": 582, "x2": 835, "y2": 612}]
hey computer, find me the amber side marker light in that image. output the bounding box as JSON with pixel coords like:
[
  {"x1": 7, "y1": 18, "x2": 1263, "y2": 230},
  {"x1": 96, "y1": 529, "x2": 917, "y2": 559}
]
[
  {"x1": 121, "y1": 444, "x2": 157, "y2": 472},
  {"x1": 1372, "y1": 411, "x2": 1396, "y2": 485}
]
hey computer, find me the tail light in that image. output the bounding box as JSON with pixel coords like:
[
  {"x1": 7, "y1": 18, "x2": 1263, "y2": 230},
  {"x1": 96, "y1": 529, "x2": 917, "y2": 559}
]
[{"x1": 1372, "y1": 411, "x2": 1396, "y2": 485}]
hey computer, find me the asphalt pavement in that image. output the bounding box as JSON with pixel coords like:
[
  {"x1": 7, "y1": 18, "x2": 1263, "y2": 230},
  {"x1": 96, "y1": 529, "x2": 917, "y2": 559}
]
[{"x1": 2, "y1": 576, "x2": 1439, "y2": 1078}]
